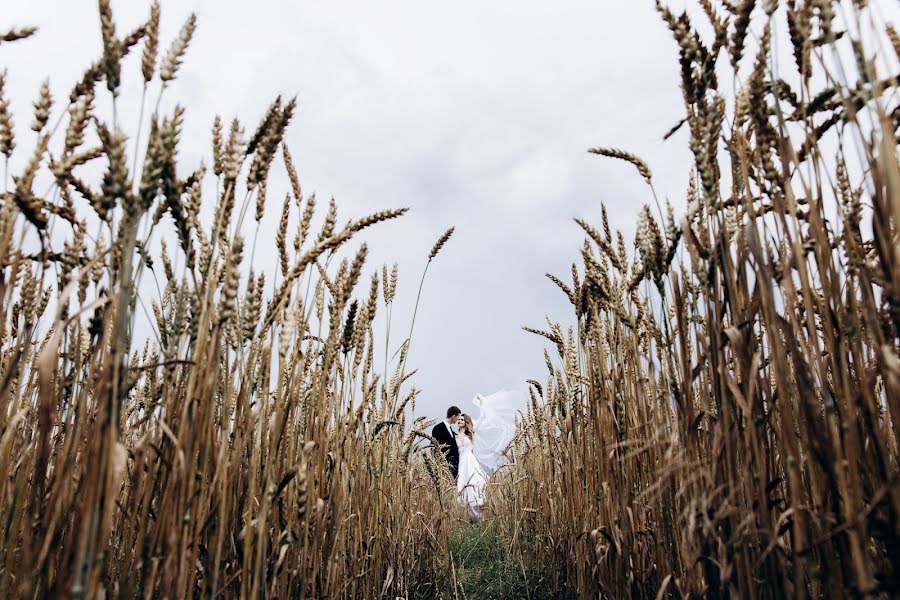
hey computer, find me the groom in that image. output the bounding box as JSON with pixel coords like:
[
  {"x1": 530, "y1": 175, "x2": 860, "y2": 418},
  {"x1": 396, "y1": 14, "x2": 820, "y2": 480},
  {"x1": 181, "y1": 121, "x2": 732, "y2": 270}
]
[{"x1": 432, "y1": 406, "x2": 461, "y2": 479}]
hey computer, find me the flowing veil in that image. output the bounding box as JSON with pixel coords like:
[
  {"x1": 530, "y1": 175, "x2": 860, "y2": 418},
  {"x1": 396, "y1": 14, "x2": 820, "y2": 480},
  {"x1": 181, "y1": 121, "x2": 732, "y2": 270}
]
[{"x1": 471, "y1": 390, "x2": 522, "y2": 474}]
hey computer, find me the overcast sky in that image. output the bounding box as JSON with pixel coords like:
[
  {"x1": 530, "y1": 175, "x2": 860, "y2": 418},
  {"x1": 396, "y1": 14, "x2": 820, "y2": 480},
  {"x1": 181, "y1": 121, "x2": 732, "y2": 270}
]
[{"x1": 3, "y1": 1, "x2": 698, "y2": 421}]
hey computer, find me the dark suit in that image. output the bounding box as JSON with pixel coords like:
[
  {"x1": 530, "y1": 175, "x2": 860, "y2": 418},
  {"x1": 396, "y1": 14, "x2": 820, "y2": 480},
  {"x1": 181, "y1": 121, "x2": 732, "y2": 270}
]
[{"x1": 432, "y1": 421, "x2": 458, "y2": 479}]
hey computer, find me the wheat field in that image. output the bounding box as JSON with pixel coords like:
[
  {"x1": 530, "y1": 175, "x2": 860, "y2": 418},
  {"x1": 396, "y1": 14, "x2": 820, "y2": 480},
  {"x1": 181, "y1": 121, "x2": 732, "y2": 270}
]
[
  {"x1": 0, "y1": 1, "x2": 897, "y2": 598},
  {"x1": 493, "y1": 1, "x2": 900, "y2": 598}
]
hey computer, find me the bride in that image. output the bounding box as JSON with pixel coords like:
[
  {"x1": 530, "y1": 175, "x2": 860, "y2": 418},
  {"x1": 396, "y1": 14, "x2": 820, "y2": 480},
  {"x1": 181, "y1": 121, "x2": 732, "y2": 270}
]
[{"x1": 456, "y1": 414, "x2": 488, "y2": 520}]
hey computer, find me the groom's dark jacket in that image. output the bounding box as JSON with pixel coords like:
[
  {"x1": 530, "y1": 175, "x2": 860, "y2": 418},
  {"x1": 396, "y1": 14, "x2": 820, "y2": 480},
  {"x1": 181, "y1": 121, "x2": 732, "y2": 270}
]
[{"x1": 432, "y1": 421, "x2": 458, "y2": 478}]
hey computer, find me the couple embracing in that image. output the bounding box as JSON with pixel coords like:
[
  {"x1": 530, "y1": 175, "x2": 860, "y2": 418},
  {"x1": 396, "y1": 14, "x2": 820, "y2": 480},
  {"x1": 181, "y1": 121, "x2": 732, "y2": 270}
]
[{"x1": 432, "y1": 406, "x2": 488, "y2": 520}]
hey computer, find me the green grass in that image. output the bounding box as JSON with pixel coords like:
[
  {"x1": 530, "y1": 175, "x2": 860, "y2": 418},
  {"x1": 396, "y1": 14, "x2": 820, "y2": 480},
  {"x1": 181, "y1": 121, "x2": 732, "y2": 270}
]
[{"x1": 445, "y1": 520, "x2": 555, "y2": 600}]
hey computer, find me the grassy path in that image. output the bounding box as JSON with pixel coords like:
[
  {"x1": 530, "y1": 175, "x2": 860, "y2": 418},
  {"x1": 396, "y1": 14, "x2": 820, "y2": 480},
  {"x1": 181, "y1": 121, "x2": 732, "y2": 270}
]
[{"x1": 443, "y1": 519, "x2": 554, "y2": 600}]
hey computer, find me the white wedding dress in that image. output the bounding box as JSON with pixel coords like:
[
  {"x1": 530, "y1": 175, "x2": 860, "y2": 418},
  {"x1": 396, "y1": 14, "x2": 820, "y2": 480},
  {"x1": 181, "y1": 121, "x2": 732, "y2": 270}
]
[{"x1": 456, "y1": 433, "x2": 487, "y2": 508}]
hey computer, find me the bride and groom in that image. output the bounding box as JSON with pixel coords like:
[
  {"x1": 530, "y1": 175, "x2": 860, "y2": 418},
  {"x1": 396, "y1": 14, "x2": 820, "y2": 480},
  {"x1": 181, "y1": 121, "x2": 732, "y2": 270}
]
[{"x1": 432, "y1": 405, "x2": 488, "y2": 519}]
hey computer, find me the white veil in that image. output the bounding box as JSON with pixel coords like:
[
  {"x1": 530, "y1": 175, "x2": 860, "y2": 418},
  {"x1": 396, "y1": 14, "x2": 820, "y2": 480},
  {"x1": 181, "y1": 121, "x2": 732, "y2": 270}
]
[{"x1": 470, "y1": 390, "x2": 522, "y2": 474}]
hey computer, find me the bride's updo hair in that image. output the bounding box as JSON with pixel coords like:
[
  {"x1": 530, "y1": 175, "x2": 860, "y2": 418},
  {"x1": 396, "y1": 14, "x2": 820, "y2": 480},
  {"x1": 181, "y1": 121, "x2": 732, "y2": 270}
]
[{"x1": 459, "y1": 414, "x2": 475, "y2": 441}]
